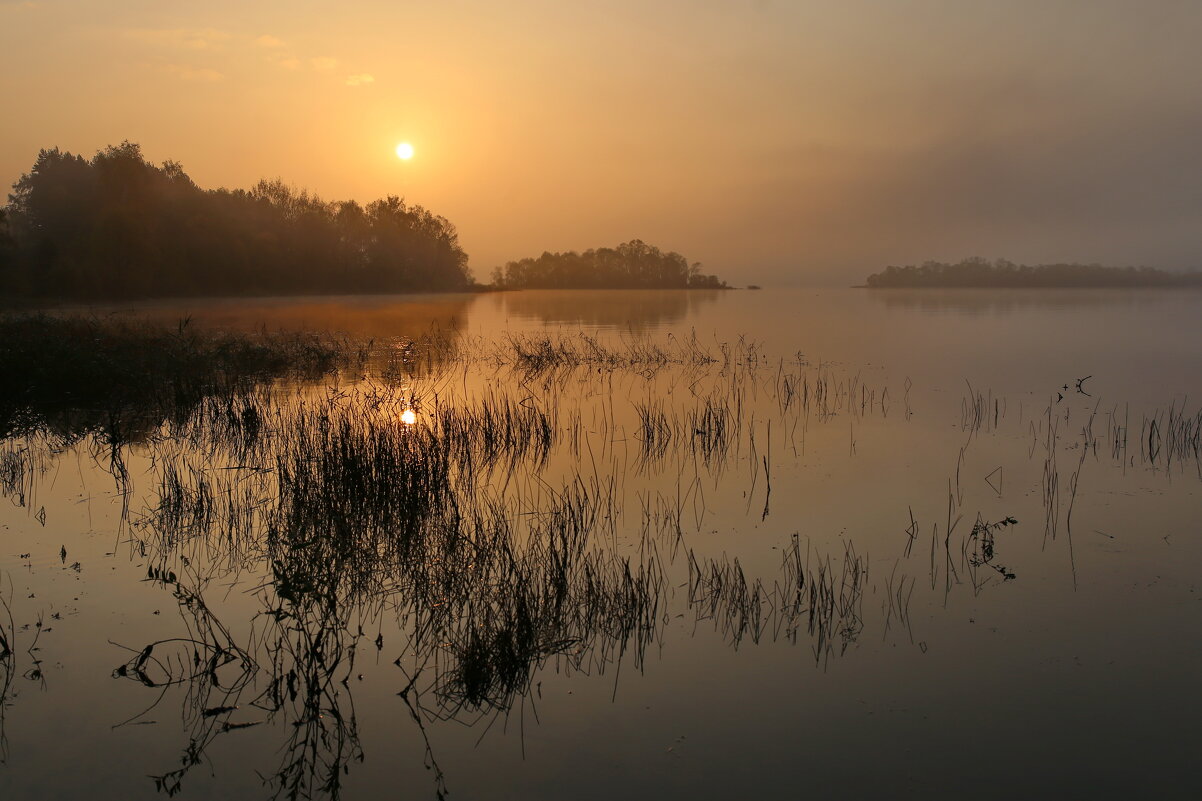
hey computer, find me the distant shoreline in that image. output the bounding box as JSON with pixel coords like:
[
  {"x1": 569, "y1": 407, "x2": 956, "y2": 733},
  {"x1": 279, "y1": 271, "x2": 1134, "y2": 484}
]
[
  {"x1": 861, "y1": 259, "x2": 1202, "y2": 290},
  {"x1": 0, "y1": 286, "x2": 497, "y2": 310},
  {"x1": 0, "y1": 285, "x2": 750, "y2": 310},
  {"x1": 853, "y1": 284, "x2": 1202, "y2": 290}
]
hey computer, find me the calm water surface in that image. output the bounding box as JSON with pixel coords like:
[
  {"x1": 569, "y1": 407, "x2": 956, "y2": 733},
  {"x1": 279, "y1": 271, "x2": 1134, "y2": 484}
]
[{"x1": 2, "y1": 289, "x2": 1200, "y2": 799}]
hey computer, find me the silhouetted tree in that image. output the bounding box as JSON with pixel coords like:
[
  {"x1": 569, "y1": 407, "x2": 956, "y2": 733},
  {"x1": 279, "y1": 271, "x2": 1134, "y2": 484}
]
[
  {"x1": 864, "y1": 258, "x2": 1202, "y2": 288},
  {"x1": 491, "y1": 240, "x2": 728, "y2": 289},
  {"x1": 0, "y1": 208, "x2": 14, "y2": 287},
  {"x1": 1, "y1": 142, "x2": 473, "y2": 299}
]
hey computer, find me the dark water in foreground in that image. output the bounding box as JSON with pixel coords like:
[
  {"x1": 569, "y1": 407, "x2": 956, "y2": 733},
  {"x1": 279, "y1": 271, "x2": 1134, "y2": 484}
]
[{"x1": 2, "y1": 288, "x2": 1201, "y2": 799}]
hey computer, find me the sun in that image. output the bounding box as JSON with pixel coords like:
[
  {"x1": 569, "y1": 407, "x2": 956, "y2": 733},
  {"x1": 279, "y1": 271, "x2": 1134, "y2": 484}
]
[{"x1": 395, "y1": 142, "x2": 414, "y2": 160}]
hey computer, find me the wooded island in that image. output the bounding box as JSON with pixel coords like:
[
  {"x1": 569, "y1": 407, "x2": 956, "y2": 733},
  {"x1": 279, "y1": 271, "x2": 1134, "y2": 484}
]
[{"x1": 864, "y1": 258, "x2": 1202, "y2": 288}]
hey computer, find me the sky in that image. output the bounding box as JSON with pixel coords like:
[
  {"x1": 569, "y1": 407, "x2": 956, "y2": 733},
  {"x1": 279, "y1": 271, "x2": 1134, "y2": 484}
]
[{"x1": 1, "y1": 0, "x2": 1200, "y2": 286}]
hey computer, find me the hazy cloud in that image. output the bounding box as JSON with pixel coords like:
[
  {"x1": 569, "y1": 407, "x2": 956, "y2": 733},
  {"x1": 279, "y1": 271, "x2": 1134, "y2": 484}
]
[
  {"x1": 264, "y1": 48, "x2": 360, "y2": 80},
  {"x1": 9, "y1": 2, "x2": 1199, "y2": 285},
  {"x1": 261, "y1": 50, "x2": 303, "y2": 70},
  {"x1": 164, "y1": 64, "x2": 224, "y2": 82},
  {"x1": 125, "y1": 28, "x2": 231, "y2": 51}
]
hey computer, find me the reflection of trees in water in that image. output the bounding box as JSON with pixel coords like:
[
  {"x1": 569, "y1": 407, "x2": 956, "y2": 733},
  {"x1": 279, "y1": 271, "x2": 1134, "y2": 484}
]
[
  {"x1": 496, "y1": 289, "x2": 725, "y2": 330},
  {"x1": 866, "y1": 287, "x2": 1188, "y2": 316},
  {"x1": 0, "y1": 314, "x2": 456, "y2": 447},
  {"x1": 78, "y1": 293, "x2": 474, "y2": 339}
]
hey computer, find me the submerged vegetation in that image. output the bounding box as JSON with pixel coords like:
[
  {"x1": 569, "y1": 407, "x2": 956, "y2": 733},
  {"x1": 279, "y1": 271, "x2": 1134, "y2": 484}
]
[
  {"x1": 863, "y1": 258, "x2": 1202, "y2": 288},
  {"x1": 0, "y1": 142, "x2": 473, "y2": 299}
]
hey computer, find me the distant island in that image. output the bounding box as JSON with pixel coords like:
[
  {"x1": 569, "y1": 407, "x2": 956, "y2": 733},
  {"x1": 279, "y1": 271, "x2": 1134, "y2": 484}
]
[
  {"x1": 490, "y1": 241, "x2": 729, "y2": 289},
  {"x1": 863, "y1": 258, "x2": 1202, "y2": 288},
  {"x1": 0, "y1": 141, "x2": 474, "y2": 300}
]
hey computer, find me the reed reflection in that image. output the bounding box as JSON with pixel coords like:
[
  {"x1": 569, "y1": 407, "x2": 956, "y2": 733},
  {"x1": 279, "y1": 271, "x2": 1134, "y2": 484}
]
[{"x1": 491, "y1": 288, "x2": 725, "y2": 330}]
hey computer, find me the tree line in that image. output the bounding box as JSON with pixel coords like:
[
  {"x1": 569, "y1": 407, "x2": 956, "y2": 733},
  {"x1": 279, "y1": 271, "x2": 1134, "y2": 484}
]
[
  {"x1": 490, "y1": 240, "x2": 728, "y2": 289},
  {"x1": 0, "y1": 142, "x2": 473, "y2": 299},
  {"x1": 864, "y1": 258, "x2": 1202, "y2": 288}
]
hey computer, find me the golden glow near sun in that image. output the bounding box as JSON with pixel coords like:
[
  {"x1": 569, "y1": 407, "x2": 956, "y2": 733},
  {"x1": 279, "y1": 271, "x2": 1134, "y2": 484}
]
[
  {"x1": 400, "y1": 408, "x2": 417, "y2": 425},
  {"x1": 395, "y1": 142, "x2": 414, "y2": 160}
]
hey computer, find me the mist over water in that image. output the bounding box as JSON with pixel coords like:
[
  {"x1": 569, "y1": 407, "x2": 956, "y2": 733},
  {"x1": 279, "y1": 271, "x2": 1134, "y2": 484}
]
[
  {"x1": 6, "y1": 2, "x2": 1202, "y2": 796},
  {"x1": 2, "y1": 288, "x2": 1201, "y2": 800}
]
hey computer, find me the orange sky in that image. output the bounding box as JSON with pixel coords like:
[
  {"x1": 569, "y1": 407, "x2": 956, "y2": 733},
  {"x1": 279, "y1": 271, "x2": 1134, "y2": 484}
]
[{"x1": 2, "y1": 1, "x2": 1200, "y2": 285}]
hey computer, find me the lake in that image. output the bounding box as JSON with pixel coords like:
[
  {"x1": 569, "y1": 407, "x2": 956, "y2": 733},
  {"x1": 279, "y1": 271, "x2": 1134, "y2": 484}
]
[{"x1": 2, "y1": 288, "x2": 1201, "y2": 800}]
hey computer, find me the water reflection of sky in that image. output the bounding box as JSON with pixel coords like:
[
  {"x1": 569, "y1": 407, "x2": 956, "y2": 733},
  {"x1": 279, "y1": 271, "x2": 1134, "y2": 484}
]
[
  {"x1": 3, "y1": 288, "x2": 1200, "y2": 799},
  {"x1": 62, "y1": 286, "x2": 1202, "y2": 406}
]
